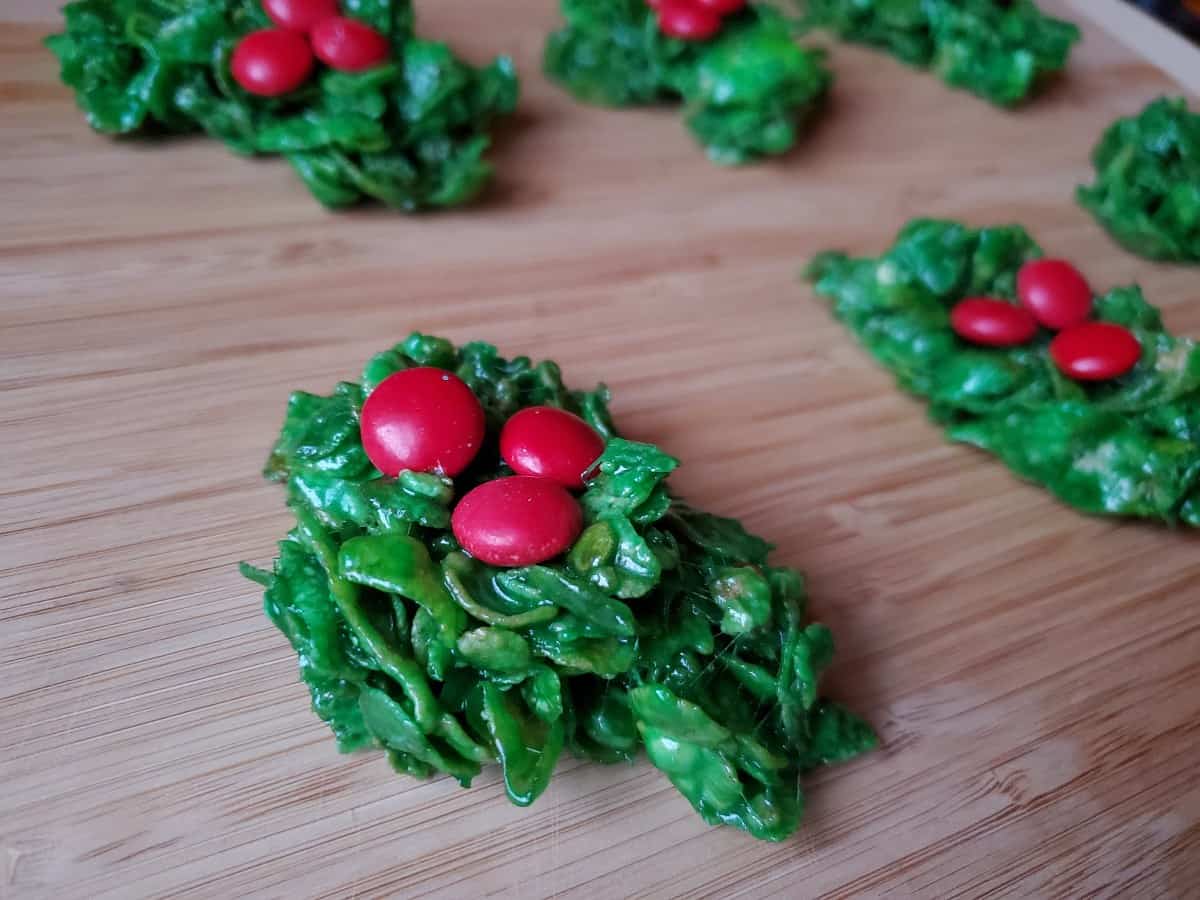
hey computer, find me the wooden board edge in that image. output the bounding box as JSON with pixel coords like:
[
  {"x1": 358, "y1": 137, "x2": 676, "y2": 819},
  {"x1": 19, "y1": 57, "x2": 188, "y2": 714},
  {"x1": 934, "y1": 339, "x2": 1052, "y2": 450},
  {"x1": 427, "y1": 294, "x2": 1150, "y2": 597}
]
[{"x1": 1066, "y1": 0, "x2": 1200, "y2": 96}]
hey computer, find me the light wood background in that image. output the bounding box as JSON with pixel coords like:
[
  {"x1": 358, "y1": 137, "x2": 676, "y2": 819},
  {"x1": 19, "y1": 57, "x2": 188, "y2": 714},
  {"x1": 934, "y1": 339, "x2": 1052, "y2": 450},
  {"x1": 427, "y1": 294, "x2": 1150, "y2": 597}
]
[{"x1": 3, "y1": 1, "x2": 1199, "y2": 897}]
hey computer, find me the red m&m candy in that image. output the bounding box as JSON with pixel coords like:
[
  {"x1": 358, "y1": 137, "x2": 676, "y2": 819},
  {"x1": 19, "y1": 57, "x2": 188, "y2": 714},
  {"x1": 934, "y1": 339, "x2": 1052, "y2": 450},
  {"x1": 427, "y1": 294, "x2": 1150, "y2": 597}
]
[
  {"x1": 360, "y1": 368, "x2": 485, "y2": 477},
  {"x1": 231, "y1": 29, "x2": 314, "y2": 97},
  {"x1": 1050, "y1": 322, "x2": 1141, "y2": 381},
  {"x1": 500, "y1": 406, "x2": 605, "y2": 490},
  {"x1": 950, "y1": 298, "x2": 1039, "y2": 347},
  {"x1": 452, "y1": 477, "x2": 583, "y2": 567},
  {"x1": 693, "y1": 0, "x2": 747, "y2": 14},
  {"x1": 658, "y1": 1, "x2": 722, "y2": 40},
  {"x1": 263, "y1": 0, "x2": 339, "y2": 33},
  {"x1": 311, "y1": 16, "x2": 390, "y2": 71},
  {"x1": 1017, "y1": 259, "x2": 1093, "y2": 331}
]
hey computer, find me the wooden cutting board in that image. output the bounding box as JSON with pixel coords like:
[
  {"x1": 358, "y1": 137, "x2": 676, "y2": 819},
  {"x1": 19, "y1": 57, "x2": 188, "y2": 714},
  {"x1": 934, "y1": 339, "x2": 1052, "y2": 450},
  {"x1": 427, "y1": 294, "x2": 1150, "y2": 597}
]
[{"x1": 3, "y1": 1, "x2": 1198, "y2": 896}]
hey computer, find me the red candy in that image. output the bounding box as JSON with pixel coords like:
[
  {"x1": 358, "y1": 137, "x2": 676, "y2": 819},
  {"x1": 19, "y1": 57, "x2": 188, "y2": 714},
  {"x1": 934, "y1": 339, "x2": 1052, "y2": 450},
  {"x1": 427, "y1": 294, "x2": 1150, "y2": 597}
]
[
  {"x1": 311, "y1": 16, "x2": 390, "y2": 71},
  {"x1": 230, "y1": 29, "x2": 314, "y2": 97},
  {"x1": 1050, "y1": 322, "x2": 1141, "y2": 381},
  {"x1": 500, "y1": 406, "x2": 605, "y2": 490},
  {"x1": 658, "y1": 1, "x2": 722, "y2": 40},
  {"x1": 360, "y1": 368, "x2": 485, "y2": 477},
  {"x1": 452, "y1": 477, "x2": 583, "y2": 567},
  {"x1": 1018, "y1": 259, "x2": 1093, "y2": 331},
  {"x1": 692, "y1": 0, "x2": 747, "y2": 14},
  {"x1": 950, "y1": 297, "x2": 1039, "y2": 347},
  {"x1": 262, "y1": 0, "x2": 339, "y2": 32}
]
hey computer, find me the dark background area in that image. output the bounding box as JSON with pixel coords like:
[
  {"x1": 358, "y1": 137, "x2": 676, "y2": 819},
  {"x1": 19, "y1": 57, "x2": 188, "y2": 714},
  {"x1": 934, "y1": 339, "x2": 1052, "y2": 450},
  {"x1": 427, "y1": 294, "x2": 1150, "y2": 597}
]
[{"x1": 1124, "y1": 0, "x2": 1200, "y2": 41}]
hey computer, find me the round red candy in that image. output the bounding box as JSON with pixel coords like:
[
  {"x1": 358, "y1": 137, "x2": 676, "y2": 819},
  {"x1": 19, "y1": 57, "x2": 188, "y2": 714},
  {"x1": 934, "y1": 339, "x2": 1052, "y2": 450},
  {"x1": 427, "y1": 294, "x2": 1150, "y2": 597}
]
[
  {"x1": 692, "y1": 0, "x2": 747, "y2": 14},
  {"x1": 451, "y1": 477, "x2": 583, "y2": 567},
  {"x1": 311, "y1": 16, "x2": 390, "y2": 71},
  {"x1": 658, "y1": 1, "x2": 722, "y2": 39},
  {"x1": 230, "y1": 29, "x2": 314, "y2": 97},
  {"x1": 950, "y1": 297, "x2": 1039, "y2": 347},
  {"x1": 360, "y1": 368, "x2": 485, "y2": 477},
  {"x1": 1017, "y1": 259, "x2": 1093, "y2": 331},
  {"x1": 1050, "y1": 322, "x2": 1141, "y2": 381},
  {"x1": 500, "y1": 406, "x2": 605, "y2": 490},
  {"x1": 262, "y1": 0, "x2": 339, "y2": 32}
]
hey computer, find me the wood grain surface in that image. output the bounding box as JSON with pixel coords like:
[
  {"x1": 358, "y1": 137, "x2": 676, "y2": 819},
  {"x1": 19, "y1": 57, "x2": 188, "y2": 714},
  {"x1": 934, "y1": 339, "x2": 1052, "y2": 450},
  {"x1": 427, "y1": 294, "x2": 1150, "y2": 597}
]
[{"x1": 3, "y1": 1, "x2": 1199, "y2": 897}]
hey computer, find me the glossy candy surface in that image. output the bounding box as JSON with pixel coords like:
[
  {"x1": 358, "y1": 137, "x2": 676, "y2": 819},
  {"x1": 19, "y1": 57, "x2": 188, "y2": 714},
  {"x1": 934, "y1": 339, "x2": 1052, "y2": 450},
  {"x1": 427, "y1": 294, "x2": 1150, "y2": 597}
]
[
  {"x1": 693, "y1": 0, "x2": 747, "y2": 14},
  {"x1": 311, "y1": 16, "x2": 390, "y2": 71},
  {"x1": 360, "y1": 368, "x2": 485, "y2": 477},
  {"x1": 230, "y1": 29, "x2": 314, "y2": 96},
  {"x1": 1050, "y1": 322, "x2": 1142, "y2": 381},
  {"x1": 951, "y1": 297, "x2": 1038, "y2": 346},
  {"x1": 451, "y1": 477, "x2": 584, "y2": 567},
  {"x1": 1018, "y1": 259, "x2": 1093, "y2": 330},
  {"x1": 500, "y1": 406, "x2": 605, "y2": 489},
  {"x1": 263, "y1": 0, "x2": 339, "y2": 32},
  {"x1": 658, "y1": 1, "x2": 722, "y2": 40}
]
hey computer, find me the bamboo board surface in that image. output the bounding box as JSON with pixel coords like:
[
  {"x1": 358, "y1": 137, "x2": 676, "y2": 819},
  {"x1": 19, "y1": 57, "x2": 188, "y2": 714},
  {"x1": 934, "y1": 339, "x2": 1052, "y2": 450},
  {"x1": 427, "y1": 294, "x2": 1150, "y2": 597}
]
[{"x1": 3, "y1": 1, "x2": 1199, "y2": 896}]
